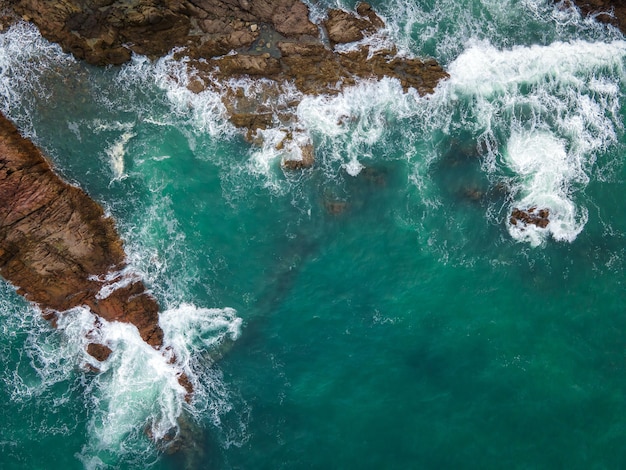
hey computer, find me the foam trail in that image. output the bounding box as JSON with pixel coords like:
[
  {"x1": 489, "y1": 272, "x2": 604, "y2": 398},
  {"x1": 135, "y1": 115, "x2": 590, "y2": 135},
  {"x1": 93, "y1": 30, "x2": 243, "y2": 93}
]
[{"x1": 105, "y1": 130, "x2": 135, "y2": 180}]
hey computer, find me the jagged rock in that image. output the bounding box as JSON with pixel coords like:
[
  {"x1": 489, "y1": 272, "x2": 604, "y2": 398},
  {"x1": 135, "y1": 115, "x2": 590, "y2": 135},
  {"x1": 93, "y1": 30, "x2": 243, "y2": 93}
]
[
  {"x1": 87, "y1": 342, "x2": 113, "y2": 362},
  {"x1": 324, "y1": 8, "x2": 374, "y2": 44},
  {"x1": 271, "y1": 0, "x2": 318, "y2": 37},
  {"x1": 356, "y1": 3, "x2": 385, "y2": 29},
  {"x1": 510, "y1": 207, "x2": 550, "y2": 229}
]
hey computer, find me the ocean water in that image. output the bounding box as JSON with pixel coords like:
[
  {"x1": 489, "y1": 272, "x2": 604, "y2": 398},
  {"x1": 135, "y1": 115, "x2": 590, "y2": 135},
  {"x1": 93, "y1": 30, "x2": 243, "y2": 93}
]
[{"x1": 1, "y1": 0, "x2": 626, "y2": 468}]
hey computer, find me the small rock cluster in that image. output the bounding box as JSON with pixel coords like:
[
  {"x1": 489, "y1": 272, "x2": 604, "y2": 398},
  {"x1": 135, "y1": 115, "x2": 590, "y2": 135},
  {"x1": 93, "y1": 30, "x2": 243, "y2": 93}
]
[{"x1": 510, "y1": 207, "x2": 550, "y2": 229}]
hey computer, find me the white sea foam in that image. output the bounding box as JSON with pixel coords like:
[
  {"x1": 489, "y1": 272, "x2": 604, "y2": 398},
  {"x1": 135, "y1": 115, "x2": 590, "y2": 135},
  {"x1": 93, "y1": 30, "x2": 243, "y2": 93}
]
[
  {"x1": 7, "y1": 298, "x2": 243, "y2": 468},
  {"x1": 296, "y1": 77, "x2": 419, "y2": 174},
  {"x1": 421, "y1": 38, "x2": 626, "y2": 245},
  {"x1": 0, "y1": 22, "x2": 75, "y2": 132},
  {"x1": 378, "y1": 0, "x2": 622, "y2": 65},
  {"x1": 147, "y1": 54, "x2": 237, "y2": 138},
  {"x1": 505, "y1": 130, "x2": 587, "y2": 246},
  {"x1": 106, "y1": 130, "x2": 135, "y2": 180},
  {"x1": 89, "y1": 268, "x2": 142, "y2": 300}
]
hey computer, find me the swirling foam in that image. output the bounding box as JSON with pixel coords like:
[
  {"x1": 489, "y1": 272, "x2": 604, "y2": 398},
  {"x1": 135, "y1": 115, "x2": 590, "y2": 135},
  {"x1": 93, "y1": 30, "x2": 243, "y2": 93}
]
[{"x1": 436, "y1": 39, "x2": 626, "y2": 245}]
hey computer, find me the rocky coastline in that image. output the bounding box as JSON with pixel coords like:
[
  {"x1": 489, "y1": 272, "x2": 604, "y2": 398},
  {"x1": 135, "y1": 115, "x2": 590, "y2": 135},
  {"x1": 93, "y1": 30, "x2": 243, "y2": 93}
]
[
  {"x1": 0, "y1": 1, "x2": 450, "y2": 408},
  {"x1": 0, "y1": 111, "x2": 192, "y2": 394},
  {"x1": 5, "y1": 0, "x2": 618, "y2": 397},
  {"x1": 6, "y1": 0, "x2": 448, "y2": 167}
]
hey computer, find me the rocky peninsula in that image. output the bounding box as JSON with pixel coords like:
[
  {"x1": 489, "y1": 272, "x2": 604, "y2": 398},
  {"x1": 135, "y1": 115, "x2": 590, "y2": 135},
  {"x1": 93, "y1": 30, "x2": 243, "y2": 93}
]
[
  {"x1": 0, "y1": 112, "x2": 198, "y2": 393},
  {"x1": 7, "y1": 0, "x2": 447, "y2": 167}
]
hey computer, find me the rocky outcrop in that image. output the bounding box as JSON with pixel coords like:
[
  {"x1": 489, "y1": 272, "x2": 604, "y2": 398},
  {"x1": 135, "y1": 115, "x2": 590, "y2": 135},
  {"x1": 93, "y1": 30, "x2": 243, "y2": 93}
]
[
  {"x1": 509, "y1": 207, "x2": 550, "y2": 229},
  {"x1": 8, "y1": 0, "x2": 448, "y2": 168},
  {"x1": 0, "y1": 112, "x2": 187, "y2": 377},
  {"x1": 562, "y1": 0, "x2": 626, "y2": 33}
]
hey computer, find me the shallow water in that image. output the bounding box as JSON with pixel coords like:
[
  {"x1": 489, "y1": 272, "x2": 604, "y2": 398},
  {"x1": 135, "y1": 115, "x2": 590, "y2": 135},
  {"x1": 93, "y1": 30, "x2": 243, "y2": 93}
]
[{"x1": 1, "y1": 1, "x2": 626, "y2": 468}]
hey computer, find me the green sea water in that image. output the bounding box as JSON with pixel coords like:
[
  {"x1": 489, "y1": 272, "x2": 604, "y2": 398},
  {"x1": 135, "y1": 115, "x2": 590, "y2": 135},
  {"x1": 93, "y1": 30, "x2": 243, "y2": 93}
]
[{"x1": 2, "y1": 1, "x2": 626, "y2": 468}]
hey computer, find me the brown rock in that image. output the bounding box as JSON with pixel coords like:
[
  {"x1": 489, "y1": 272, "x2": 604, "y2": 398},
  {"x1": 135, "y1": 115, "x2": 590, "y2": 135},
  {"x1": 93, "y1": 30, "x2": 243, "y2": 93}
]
[
  {"x1": 217, "y1": 53, "x2": 281, "y2": 76},
  {"x1": 509, "y1": 207, "x2": 550, "y2": 229},
  {"x1": 10, "y1": 0, "x2": 191, "y2": 65},
  {"x1": 0, "y1": 111, "x2": 165, "y2": 352},
  {"x1": 356, "y1": 3, "x2": 385, "y2": 29},
  {"x1": 271, "y1": 0, "x2": 317, "y2": 37},
  {"x1": 324, "y1": 8, "x2": 377, "y2": 45},
  {"x1": 7, "y1": 0, "x2": 447, "y2": 174},
  {"x1": 87, "y1": 342, "x2": 113, "y2": 362}
]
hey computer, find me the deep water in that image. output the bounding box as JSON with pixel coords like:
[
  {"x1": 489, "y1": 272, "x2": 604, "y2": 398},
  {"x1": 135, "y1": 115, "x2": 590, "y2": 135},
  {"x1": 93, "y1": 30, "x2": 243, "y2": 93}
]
[{"x1": 2, "y1": 0, "x2": 626, "y2": 468}]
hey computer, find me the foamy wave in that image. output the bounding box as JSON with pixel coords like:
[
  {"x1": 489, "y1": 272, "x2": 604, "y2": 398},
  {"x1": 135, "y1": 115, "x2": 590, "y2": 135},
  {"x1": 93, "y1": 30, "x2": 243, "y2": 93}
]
[
  {"x1": 505, "y1": 130, "x2": 588, "y2": 246},
  {"x1": 160, "y1": 304, "x2": 242, "y2": 421},
  {"x1": 45, "y1": 302, "x2": 242, "y2": 466},
  {"x1": 0, "y1": 280, "x2": 242, "y2": 468},
  {"x1": 297, "y1": 78, "x2": 420, "y2": 174},
  {"x1": 431, "y1": 38, "x2": 626, "y2": 245},
  {"x1": 377, "y1": 0, "x2": 622, "y2": 64},
  {"x1": 0, "y1": 22, "x2": 75, "y2": 132},
  {"x1": 146, "y1": 54, "x2": 237, "y2": 138}
]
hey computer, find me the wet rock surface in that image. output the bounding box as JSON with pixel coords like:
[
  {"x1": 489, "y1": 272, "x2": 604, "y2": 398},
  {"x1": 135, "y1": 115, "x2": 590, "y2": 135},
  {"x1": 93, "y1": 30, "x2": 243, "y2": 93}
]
[
  {"x1": 510, "y1": 207, "x2": 550, "y2": 229},
  {"x1": 0, "y1": 112, "x2": 165, "y2": 353},
  {"x1": 562, "y1": 0, "x2": 626, "y2": 33}
]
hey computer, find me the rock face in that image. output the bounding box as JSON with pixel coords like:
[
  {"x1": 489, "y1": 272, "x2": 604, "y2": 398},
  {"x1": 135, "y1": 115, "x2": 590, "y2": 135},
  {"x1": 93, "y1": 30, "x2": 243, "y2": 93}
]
[
  {"x1": 8, "y1": 0, "x2": 448, "y2": 168},
  {"x1": 562, "y1": 0, "x2": 626, "y2": 33},
  {"x1": 0, "y1": 112, "x2": 165, "y2": 352},
  {"x1": 7, "y1": 0, "x2": 319, "y2": 65}
]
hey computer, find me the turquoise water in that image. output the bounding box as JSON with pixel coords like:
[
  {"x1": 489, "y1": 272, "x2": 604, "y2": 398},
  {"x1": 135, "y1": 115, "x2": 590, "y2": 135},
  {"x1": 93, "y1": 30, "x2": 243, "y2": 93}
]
[{"x1": 2, "y1": 0, "x2": 626, "y2": 468}]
